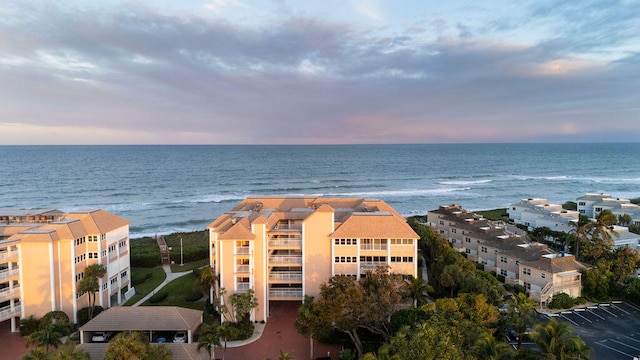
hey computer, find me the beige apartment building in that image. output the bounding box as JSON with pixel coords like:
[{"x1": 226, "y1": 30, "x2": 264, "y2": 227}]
[
  {"x1": 427, "y1": 204, "x2": 587, "y2": 305},
  {"x1": 0, "y1": 209, "x2": 131, "y2": 332},
  {"x1": 208, "y1": 197, "x2": 419, "y2": 322}
]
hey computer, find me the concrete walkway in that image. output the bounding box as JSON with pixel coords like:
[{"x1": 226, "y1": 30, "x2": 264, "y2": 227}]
[{"x1": 131, "y1": 265, "x2": 193, "y2": 307}]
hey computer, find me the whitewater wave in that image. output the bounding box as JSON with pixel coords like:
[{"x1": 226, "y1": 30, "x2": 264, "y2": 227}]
[
  {"x1": 439, "y1": 179, "x2": 493, "y2": 185},
  {"x1": 325, "y1": 187, "x2": 472, "y2": 198}
]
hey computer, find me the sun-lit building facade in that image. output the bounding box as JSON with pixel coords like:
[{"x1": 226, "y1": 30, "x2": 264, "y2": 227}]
[
  {"x1": 208, "y1": 197, "x2": 419, "y2": 322},
  {"x1": 0, "y1": 209, "x2": 131, "y2": 332}
]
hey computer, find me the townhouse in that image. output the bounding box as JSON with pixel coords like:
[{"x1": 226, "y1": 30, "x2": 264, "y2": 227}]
[
  {"x1": 577, "y1": 193, "x2": 640, "y2": 226},
  {"x1": 427, "y1": 204, "x2": 587, "y2": 305},
  {"x1": 508, "y1": 198, "x2": 579, "y2": 233},
  {"x1": 0, "y1": 209, "x2": 131, "y2": 331},
  {"x1": 208, "y1": 197, "x2": 419, "y2": 322}
]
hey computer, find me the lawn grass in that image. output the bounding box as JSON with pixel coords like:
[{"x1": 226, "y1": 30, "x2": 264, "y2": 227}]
[
  {"x1": 141, "y1": 271, "x2": 211, "y2": 316},
  {"x1": 170, "y1": 259, "x2": 208, "y2": 273},
  {"x1": 476, "y1": 208, "x2": 509, "y2": 221},
  {"x1": 123, "y1": 267, "x2": 166, "y2": 306}
]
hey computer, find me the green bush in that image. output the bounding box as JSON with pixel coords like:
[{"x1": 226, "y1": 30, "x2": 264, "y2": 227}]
[
  {"x1": 512, "y1": 285, "x2": 526, "y2": 294},
  {"x1": 496, "y1": 274, "x2": 506, "y2": 283},
  {"x1": 185, "y1": 291, "x2": 203, "y2": 302},
  {"x1": 548, "y1": 293, "x2": 575, "y2": 309},
  {"x1": 132, "y1": 272, "x2": 153, "y2": 286},
  {"x1": 475, "y1": 263, "x2": 485, "y2": 271},
  {"x1": 130, "y1": 237, "x2": 162, "y2": 268},
  {"x1": 226, "y1": 322, "x2": 254, "y2": 341},
  {"x1": 149, "y1": 291, "x2": 168, "y2": 303},
  {"x1": 42, "y1": 310, "x2": 70, "y2": 326},
  {"x1": 19, "y1": 315, "x2": 41, "y2": 336}
]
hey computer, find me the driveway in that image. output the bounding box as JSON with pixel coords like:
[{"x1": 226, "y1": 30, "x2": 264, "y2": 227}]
[
  {"x1": 0, "y1": 320, "x2": 30, "y2": 360},
  {"x1": 223, "y1": 301, "x2": 342, "y2": 360}
]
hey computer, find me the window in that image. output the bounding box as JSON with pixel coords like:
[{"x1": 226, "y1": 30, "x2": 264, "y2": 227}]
[
  {"x1": 578, "y1": 202, "x2": 585, "y2": 206},
  {"x1": 88, "y1": 235, "x2": 98, "y2": 242},
  {"x1": 465, "y1": 248, "x2": 471, "y2": 254},
  {"x1": 515, "y1": 260, "x2": 519, "y2": 266},
  {"x1": 360, "y1": 239, "x2": 387, "y2": 251},
  {"x1": 110, "y1": 277, "x2": 118, "y2": 285},
  {"x1": 88, "y1": 252, "x2": 98, "y2": 259},
  {"x1": 481, "y1": 246, "x2": 487, "y2": 253},
  {"x1": 481, "y1": 260, "x2": 488, "y2": 265},
  {"x1": 500, "y1": 256, "x2": 507, "y2": 264},
  {"x1": 541, "y1": 273, "x2": 546, "y2": 279},
  {"x1": 439, "y1": 220, "x2": 444, "y2": 225},
  {"x1": 335, "y1": 256, "x2": 356, "y2": 263},
  {"x1": 360, "y1": 256, "x2": 386, "y2": 263},
  {"x1": 465, "y1": 237, "x2": 471, "y2": 243},
  {"x1": 523, "y1": 268, "x2": 531, "y2": 276},
  {"x1": 335, "y1": 239, "x2": 356, "y2": 245},
  {"x1": 452, "y1": 228, "x2": 457, "y2": 234},
  {"x1": 500, "y1": 269, "x2": 508, "y2": 276},
  {"x1": 101, "y1": 250, "x2": 107, "y2": 258},
  {"x1": 102, "y1": 283, "x2": 108, "y2": 290},
  {"x1": 121, "y1": 271, "x2": 127, "y2": 278}
]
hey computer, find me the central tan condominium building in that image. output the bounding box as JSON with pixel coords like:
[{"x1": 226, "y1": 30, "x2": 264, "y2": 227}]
[
  {"x1": 208, "y1": 197, "x2": 419, "y2": 322},
  {"x1": 0, "y1": 209, "x2": 131, "y2": 332}
]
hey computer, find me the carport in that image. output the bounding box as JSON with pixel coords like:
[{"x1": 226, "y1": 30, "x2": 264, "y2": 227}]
[{"x1": 79, "y1": 306, "x2": 202, "y2": 345}]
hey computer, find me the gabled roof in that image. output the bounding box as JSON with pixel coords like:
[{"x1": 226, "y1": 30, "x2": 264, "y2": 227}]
[
  {"x1": 80, "y1": 306, "x2": 202, "y2": 331},
  {"x1": 218, "y1": 218, "x2": 256, "y2": 240},
  {"x1": 65, "y1": 210, "x2": 129, "y2": 234},
  {"x1": 332, "y1": 213, "x2": 418, "y2": 239}
]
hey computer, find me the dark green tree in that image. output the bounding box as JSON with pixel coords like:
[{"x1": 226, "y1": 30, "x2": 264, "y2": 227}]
[{"x1": 76, "y1": 264, "x2": 106, "y2": 320}]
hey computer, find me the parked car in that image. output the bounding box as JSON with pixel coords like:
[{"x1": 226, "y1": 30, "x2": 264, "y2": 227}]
[
  {"x1": 91, "y1": 331, "x2": 113, "y2": 343},
  {"x1": 173, "y1": 331, "x2": 186, "y2": 343},
  {"x1": 154, "y1": 334, "x2": 168, "y2": 343}
]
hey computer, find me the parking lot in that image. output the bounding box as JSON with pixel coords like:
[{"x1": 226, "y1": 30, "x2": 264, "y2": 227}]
[{"x1": 543, "y1": 301, "x2": 640, "y2": 360}]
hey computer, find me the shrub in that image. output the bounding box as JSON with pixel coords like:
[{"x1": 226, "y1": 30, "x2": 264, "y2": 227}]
[
  {"x1": 512, "y1": 284, "x2": 526, "y2": 294},
  {"x1": 475, "y1": 262, "x2": 485, "y2": 271},
  {"x1": 149, "y1": 291, "x2": 168, "y2": 303},
  {"x1": 42, "y1": 310, "x2": 70, "y2": 325},
  {"x1": 19, "y1": 315, "x2": 41, "y2": 336},
  {"x1": 496, "y1": 274, "x2": 506, "y2": 283},
  {"x1": 548, "y1": 293, "x2": 575, "y2": 309},
  {"x1": 132, "y1": 272, "x2": 153, "y2": 286},
  {"x1": 185, "y1": 291, "x2": 203, "y2": 302}
]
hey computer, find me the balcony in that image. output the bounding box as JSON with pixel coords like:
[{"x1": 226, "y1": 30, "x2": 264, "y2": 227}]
[
  {"x1": 236, "y1": 265, "x2": 251, "y2": 273},
  {"x1": 0, "y1": 251, "x2": 17, "y2": 263},
  {"x1": 0, "y1": 268, "x2": 19, "y2": 281},
  {"x1": 360, "y1": 262, "x2": 387, "y2": 271},
  {"x1": 269, "y1": 271, "x2": 303, "y2": 283},
  {"x1": 269, "y1": 255, "x2": 302, "y2": 265},
  {"x1": 272, "y1": 224, "x2": 302, "y2": 231},
  {"x1": 235, "y1": 247, "x2": 251, "y2": 255},
  {"x1": 360, "y1": 244, "x2": 388, "y2": 251},
  {"x1": 0, "y1": 285, "x2": 19, "y2": 301},
  {"x1": 269, "y1": 288, "x2": 303, "y2": 300},
  {"x1": 236, "y1": 283, "x2": 251, "y2": 292},
  {"x1": 268, "y1": 238, "x2": 302, "y2": 248},
  {"x1": 0, "y1": 304, "x2": 21, "y2": 321}
]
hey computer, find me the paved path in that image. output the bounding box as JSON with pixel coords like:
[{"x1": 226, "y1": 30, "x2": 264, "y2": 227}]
[{"x1": 131, "y1": 265, "x2": 193, "y2": 306}]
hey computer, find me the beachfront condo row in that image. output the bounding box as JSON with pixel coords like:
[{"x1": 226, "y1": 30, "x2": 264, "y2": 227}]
[
  {"x1": 0, "y1": 209, "x2": 131, "y2": 332},
  {"x1": 427, "y1": 204, "x2": 588, "y2": 306},
  {"x1": 208, "y1": 197, "x2": 419, "y2": 322}
]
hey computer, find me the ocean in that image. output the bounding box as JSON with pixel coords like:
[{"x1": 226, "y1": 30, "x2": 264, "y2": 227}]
[{"x1": 1, "y1": 143, "x2": 639, "y2": 238}]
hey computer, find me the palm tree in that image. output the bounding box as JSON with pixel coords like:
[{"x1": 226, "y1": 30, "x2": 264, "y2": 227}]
[
  {"x1": 197, "y1": 323, "x2": 222, "y2": 360},
  {"x1": 473, "y1": 333, "x2": 513, "y2": 360},
  {"x1": 568, "y1": 217, "x2": 589, "y2": 261},
  {"x1": 77, "y1": 264, "x2": 106, "y2": 320},
  {"x1": 26, "y1": 323, "x2": 66, "y2": 353},
  {"x1": 197, "y1": 265, "x2": 219, "y2": 301},
  {"x1": 508, "y1": 293, "x2": 536, "y2": 349},
  {"x1": 22, "y1": 347, "x2": 50, "y2": 360},
  {"x1": 583, "y1": 210, "x2": 618, "y2": 261},
  {"x1": 49, "y1": 343, "x2": 90, "y2": 360},
  {"x1": 531, "y1": 319, "x2": 591, "y2": 359},
  {"x1": 404, "y1": 276, "x2": 430, "y2": 308}
]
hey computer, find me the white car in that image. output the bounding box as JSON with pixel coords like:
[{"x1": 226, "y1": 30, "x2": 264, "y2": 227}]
[
  {"x1": 173, "y1": 331, "x2": 186, "y2": 343},
  {"x1": 91, "y1": 331, "x2": 113, "y2": 343}
]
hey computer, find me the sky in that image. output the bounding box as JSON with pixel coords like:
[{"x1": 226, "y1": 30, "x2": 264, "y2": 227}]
[{"x1": 1, "y1": 0, "x2": 639, "y2": 145}]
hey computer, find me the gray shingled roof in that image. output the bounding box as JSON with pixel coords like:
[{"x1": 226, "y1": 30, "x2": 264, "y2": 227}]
[{"x1": 80, "y1": 306, "x2": 202, "y2": 331}]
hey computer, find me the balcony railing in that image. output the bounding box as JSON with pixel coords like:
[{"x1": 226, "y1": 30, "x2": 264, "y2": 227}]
[
  {"x1": 235, "y1": 247, "x2": 250, "y2": 255},
  {"x1": 360, "y1": 262, "x2": 387, "y2": 271},
  {"x1": 269, "y1": 272, "x2": 303, "y2": 282},
  {"x1": 268, "y1": 239, "x2": 302, "y2": 248},
  {"x1": 236, "y1": 265, "x2": 251, "y2": 273},
  {"x1": 0, "y1": 268, "x2": 19, "y2": 281},
  {"x1": 0, "y1": 304, "x2": 21, "y2": 321},
  {"x1": 236, "y1": 283, "x2": 251, "y2": 291},
  {"x1": 0, "y1": 285, "x2": 19, "y2": 301},
  {"x1": 360, "y1": 244, "x2": 388, "y2": 251},
  {"x1": 0, "y1": 251, "x2": 17, "y2": 263},
  {"x1": 269, "y1": 288, "x2": 303, "y2": 300},
  {"x1": 273, "y1": 224, "x2": 302, "y2": 230},
  {"x1": 269, "y1": 255, "x2": 302, "y2": 265}
]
